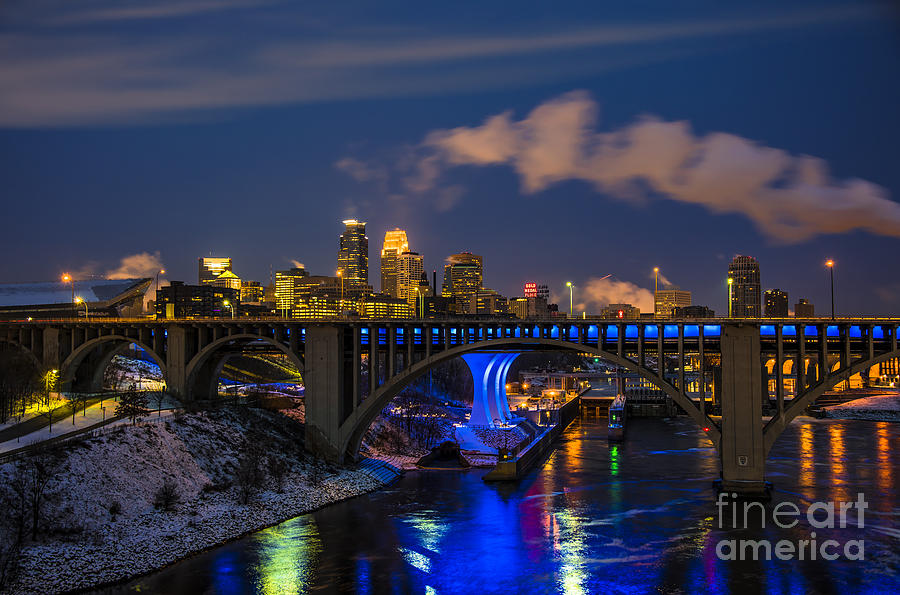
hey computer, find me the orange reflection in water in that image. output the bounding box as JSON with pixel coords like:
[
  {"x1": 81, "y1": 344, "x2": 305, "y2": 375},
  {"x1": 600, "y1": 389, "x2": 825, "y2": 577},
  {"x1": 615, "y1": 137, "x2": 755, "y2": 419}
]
[
  {"x1": 876, "y1": 422, "x2": 893, "y2": 494},
  {"x1": 827, "y1": 423, "x2": 849, "y2": 502},
  {"x1": 798, "y1": 423, "x2": 816, "y2": 495}
]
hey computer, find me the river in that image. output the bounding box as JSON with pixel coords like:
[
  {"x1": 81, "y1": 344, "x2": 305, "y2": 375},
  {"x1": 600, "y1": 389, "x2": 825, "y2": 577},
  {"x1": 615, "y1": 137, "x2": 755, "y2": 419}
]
[{"x1": 107, "y1": 415, "x2": 899, "y2": 594}]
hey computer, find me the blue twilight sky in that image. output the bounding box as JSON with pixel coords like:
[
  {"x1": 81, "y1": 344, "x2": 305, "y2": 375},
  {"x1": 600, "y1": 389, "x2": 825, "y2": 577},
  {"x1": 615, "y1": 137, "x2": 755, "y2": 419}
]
[{"x1": 1, "y1": 0, "x2": 900, "y2": 314}]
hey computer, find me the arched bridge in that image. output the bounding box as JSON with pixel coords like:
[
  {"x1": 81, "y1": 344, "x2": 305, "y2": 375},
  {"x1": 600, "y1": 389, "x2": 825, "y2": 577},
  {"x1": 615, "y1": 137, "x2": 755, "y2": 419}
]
[{"x1": 1, "y1": 318, "x2": 898, "y2": 495}]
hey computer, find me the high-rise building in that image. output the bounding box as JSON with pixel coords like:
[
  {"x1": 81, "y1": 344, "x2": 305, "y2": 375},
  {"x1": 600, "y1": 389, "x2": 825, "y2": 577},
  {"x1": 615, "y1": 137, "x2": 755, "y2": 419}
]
[
  {"x1": 275, "y1": 267, "x2": 310, "y2": 315},
  {"x1": 397, "y1": 251, "x2": 424, "y2": 309},
  {"x1": 240, "y1": 281, "x2": 265, "y2": 304},
  {"x1": 156, "y1": 282, "x2": 237, "y2": 319},
  {"x1": 472, "y1": 288, "x2": 509, "y2": 316},
  {"x1": 728, "y1": 255, "x2": 761, "y2": 317},
  {"x1": 338, "y1": 219, "x2": 368, "y2": 285},
  {"x1": 764, "y1": 289, "x2": 789, "y2": 317},
  {"x1": 380, "y1": 229, "x2": 409, "y2": 298},
  {"x1": 442, "y1": 252, "x2": 483, "y2": 314},
  {"x1": 210, "y1": 270, "x2": 241, "y2": 291},
  {"x1": 199, "y1": 257, "x2": 232, "y2": 284},
  {"x1": 509, "y1": 296, "x2": 551, "y2": 319},
  {"x1": 795, "y1": 299, "x2": 815, "y2": 318},
  {"x1": 654, "y1": 289, "x2": 691, "y2": 318}
]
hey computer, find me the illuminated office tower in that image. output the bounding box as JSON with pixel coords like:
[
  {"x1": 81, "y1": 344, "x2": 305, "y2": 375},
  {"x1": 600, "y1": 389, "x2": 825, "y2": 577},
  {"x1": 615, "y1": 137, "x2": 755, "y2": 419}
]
[
  {"x1": 728, "y1": 255, "x2": 761, "y2": 317},
  {"x1": 764, "y1": 289, "x2": 789, "y2": 317},
  {"x1": 442, "y1": 252, "x2": 483, "y2": 314},
  {"x1": 198, "y1": 257, "x2": 232, "y2": 284},
  {"x1": 274, "y1": 267, "x2": 310, "y2": 316},
  {"x1": 338, "y1": 219, "x2": 368, "y2": 285},
  {"x1": 397, "y1": 251, "x2": 424, "y2": 308},
  {"x1": 210, "y1": 270, "x2": 241, "y2": 291},
  {"x1": 240, "y1": 281, "x2": 264, "y2": 304},
  {"x1": 380, "y1": 229, "x2": 409, "y2": 297},
  {"x1": 654, "y1": 289, "x2": 691, "y2": 318}
]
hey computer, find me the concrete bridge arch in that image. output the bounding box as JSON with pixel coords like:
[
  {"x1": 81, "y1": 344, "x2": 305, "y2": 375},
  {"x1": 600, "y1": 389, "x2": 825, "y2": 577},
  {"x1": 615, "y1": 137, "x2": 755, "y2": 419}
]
[
  {"x1": 307, "y1": 336, "x2": 720, "y2": 466},
  {"x1": 181, "y1": 333, "x2": 305, "y2": 401},
  {"x1": 59, "y1": 335, "x2": 167, "y2": 393}
]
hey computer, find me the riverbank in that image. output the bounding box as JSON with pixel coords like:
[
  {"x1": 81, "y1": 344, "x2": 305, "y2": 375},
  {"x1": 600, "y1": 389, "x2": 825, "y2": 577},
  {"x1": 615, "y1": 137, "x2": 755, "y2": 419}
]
[
  {"x1": 0, "y1": 408, "x2": 388, "y2": 595},
  {"x1": 824, "y1": 394, "x2": 900, "y2": 421}
]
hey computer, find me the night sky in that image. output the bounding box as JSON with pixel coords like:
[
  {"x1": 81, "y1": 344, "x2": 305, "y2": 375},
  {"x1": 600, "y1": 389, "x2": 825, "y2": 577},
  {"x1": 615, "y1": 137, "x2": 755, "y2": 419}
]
[{"x1": 2, "y1": 1, "x2": 899, "y2": 315}]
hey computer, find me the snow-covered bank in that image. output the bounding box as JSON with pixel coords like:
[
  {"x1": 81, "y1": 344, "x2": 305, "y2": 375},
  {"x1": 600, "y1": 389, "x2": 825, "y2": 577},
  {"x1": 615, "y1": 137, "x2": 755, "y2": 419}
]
[
  {"x1": 0, "y1": 408, "x2": 386, "y2": 594},
  {"x1": 824, "y1": 394, "x2": 900, "y2": 421}
]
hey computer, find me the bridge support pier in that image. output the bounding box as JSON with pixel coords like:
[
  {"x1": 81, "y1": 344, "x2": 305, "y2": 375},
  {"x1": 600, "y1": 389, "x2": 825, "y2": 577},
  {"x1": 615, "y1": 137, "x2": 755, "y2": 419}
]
[
  {"x1": 304, "y1": 326, "x2": 347, "y2": 463},
  {"x1": 718, "y1": 325, "x2": 768, "y2": 497},
  {"x1": 462, "y1": 353, "x2": 518, "y2": 427},
  {"x1": 166, "y1": 325, "x2": 188, "y2": 400}
]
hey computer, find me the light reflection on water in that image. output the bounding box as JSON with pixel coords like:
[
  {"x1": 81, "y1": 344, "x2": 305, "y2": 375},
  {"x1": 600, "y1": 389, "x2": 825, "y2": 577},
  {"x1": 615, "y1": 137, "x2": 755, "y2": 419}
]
[{"x1": 114, "y1": 417, "x2": 899, "y2": 594}]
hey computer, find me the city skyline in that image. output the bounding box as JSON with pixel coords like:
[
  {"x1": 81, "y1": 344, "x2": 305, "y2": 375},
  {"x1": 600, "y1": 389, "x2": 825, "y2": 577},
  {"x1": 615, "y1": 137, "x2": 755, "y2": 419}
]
[{"x1": 2, "y1": 1, "x2": 899, "y2": 316}]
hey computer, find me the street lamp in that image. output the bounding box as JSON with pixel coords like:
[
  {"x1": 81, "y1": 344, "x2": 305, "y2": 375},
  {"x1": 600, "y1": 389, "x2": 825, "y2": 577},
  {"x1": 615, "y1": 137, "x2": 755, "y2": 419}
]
[
  {"x1": 566, "y1": 281, "x2": 574, "y2": 318},
  {"x1": 223, "y1": 300, "x2": 235, "y2": 319},
  {"x1": 156, "y1": 269, "x2": 165, "y2": 292},
  {"x1": 653, "y1": 267, "x2": 659, "y2": 293},
  {"x1": 74, "y1": 296, "x2": 88, "y2": 318},
  {"x1": 826, "y1": 260, "x2": 835, "y2": 320},
  {"x1": 727, "y1": 277, "x2": 733, "y2": 318},
  {"x1": 62, "y1": 273, "x2": 74, "y2": 315}
]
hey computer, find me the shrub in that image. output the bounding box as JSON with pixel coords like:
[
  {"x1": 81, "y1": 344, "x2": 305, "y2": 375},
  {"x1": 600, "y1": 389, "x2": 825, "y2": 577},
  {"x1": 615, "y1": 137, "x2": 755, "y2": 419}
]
[{"x1": 153, "y1": 481, "x2": 180, "y2": 512}]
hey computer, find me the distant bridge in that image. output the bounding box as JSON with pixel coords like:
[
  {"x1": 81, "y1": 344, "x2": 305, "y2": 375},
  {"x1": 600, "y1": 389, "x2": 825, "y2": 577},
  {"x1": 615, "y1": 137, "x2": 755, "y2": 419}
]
[{"x1": 2, "y1": 317, "x2": 898, "y2": 495}]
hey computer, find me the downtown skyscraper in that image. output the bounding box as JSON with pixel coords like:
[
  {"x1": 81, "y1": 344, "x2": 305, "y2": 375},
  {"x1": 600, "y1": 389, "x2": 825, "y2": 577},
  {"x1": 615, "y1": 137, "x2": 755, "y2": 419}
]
[
  {"x1": 380, "y1": 228, "x2": 409, "y2": 298},
  {"x1": 338, "y1": 219, "x2": 369, "y2": 285},
  {"x1": 728, "y1": 255, "x2": 761, "y2": 317}
]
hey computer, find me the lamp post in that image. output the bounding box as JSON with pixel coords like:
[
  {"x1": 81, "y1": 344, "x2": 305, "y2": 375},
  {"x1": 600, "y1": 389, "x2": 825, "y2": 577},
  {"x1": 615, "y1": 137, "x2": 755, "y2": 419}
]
[
  {"x1": 566, "y1": 282, "x2": 574, "y2": 319},
  {"x1": 74, "y1": 296, "x2": 88, "y2": 318},
  {"x1": 223, "y1": 300, "x2": 234, "y2": 319},
  {"x1": 156, "y1": 269, "x2": 165, "y2": 292},
  {"x1": 826, "y1": 260, "x2": 835, "y2": 320},
  {"x1": 727, "y1": 277, "x2": 733, "y2": 318},
  {"x1": 653, "y1": 267, "x2": 659, "y2": 293},
  {"x1": 62, "y1": 273, "x2": 74, "y2": 316}
]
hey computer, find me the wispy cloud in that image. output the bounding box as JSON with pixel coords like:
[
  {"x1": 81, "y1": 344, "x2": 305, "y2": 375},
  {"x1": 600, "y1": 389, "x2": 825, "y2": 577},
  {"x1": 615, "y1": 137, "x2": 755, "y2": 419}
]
[
  {"x1": 106, "y1": 252, "x2": 165, "y2": 280},
  {"x1": 351, "y1": 91, "x2": 899, "y2": 242},
  {"x1": 553, "y1": 277, "x2": 654, "y2": 313},
  {"x1": 0, "y1": 4, "x2": 876, "y2": 126}
]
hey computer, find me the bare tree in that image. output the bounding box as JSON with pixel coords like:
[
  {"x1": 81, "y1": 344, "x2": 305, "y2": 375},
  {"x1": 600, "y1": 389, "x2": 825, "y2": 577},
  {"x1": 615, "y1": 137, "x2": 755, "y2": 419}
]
[
  {"x1": 234, "y1": 444, "x2": 266, "y2": 504},
  {"x1": 10, "y1": 446, "x2": 63, "y2": 540},
  {"x1": 115, "y1": 385, "x2": 149, "y2": 425},
  {"x1": 267, "y1": 455, "x2": 289, "y2": 492}
]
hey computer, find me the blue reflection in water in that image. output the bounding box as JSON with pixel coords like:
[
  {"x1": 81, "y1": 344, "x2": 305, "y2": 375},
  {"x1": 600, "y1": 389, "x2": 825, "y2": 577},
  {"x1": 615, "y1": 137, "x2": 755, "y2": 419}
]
[{"x1": 118, "y1": 417, "x2": 900, "y2": 595}]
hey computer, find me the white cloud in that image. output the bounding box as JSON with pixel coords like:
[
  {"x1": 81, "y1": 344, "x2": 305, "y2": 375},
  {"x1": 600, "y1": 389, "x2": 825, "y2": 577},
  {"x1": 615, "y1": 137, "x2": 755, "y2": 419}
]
[
  {"x1": 555, "y1": 277, "x2": 654, "y2": 314},
  {"x1": 106, "y1": 252, "x2": 165, "y2": 280},
  {"x1": 409, "y1": 91, "x2": 900, "y2": 242}
]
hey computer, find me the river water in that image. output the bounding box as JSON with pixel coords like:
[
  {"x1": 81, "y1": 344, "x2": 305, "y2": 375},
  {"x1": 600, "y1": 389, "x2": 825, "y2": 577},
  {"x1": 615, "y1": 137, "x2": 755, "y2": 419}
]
[{"x1": 112, "y1": 415, "x2": 899, "y2": 594}]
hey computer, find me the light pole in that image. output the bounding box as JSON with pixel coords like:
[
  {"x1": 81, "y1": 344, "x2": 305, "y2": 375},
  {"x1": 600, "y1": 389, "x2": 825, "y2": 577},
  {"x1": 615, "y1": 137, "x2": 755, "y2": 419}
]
[
  {"x1": 156, "y1": 269, "x2": 165, "y2": 293},
  {"x1": 223, "y1": 300, "x2": 234, "y2": 319},
  {"x1": 74, "y1": 296, "x2": 88, "y2": 318},
  {"x1": 826, "y1": 260, "x2": 835, "y2": 320},
  {"x1": 62, "y1": 273, "x2": 74, "y2": 315},
  {"x1": 653, "y1": 267, "x2": 659, "y2": 293},
  {"x1": 566, "y1": 282, "x2": 573, "y2": 319},
  {"x1": 727, "y1": 277, "x2": 733, "y2": 318},
  {"x1": 336, "y1": 270, "x2": 344, "y2": 318}
]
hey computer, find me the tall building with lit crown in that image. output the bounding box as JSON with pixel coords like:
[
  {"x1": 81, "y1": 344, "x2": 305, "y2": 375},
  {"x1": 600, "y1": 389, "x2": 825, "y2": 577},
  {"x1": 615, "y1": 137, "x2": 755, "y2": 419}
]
[
  {"x1": 654, "y1": 289, "x2": 691, "y2": 318},
  {"x1": 397, "y1": 251, "x2": 424, "y2": 308},
  {"x1": 764, "y1": 289, "x2": 789, "y2": 317},
  {"x1": 198, "y1": 257, "x2": 232, "y2": 284},
  {"x1": 728, "y1": 255, "x2": 761, "y2": 317},
  {"x1": 210, "y1": 270, "x2": 241, "y2": 291},
  {"x1": 442, "y1": 252, "x2": 483, "y2": 314},
  {"x1": 338, "y1": 219, "x2": 368, "y2": 285},
  {"x1": 380, "y1": 229, "x2": 409, "y2": 297}
]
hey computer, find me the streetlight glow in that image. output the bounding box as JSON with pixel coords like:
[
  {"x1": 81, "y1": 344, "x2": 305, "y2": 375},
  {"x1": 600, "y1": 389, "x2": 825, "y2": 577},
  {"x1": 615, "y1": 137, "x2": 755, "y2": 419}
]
[
  {"x1": 727, "y1": 277, "x2": 733, "y2": 318},
  {"x1": 826, "y1": 259, "x2": 835, "y2": 320},
  {"x1": 565, "y1": 282, "x2": 574, "y2": 318}
]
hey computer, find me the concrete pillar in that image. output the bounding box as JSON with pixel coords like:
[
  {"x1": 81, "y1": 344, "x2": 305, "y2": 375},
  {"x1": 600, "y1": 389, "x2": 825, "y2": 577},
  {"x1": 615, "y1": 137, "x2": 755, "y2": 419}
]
[
  {"x1": 304, "y1": 325, "x2": 345, "y2": 462},
  {"x1": 719, "y1": 324, "x2": 767, "y2": 496},
  {"x1": 41, "y1": 327, "x2": 61, "y2": 372},
  {"x1": 166, "y1": 325, "x2": 188, "y2": 399},
  {"x1": 462, "y1": 353, "x2": 518, "y2": 427}
]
